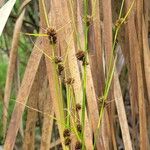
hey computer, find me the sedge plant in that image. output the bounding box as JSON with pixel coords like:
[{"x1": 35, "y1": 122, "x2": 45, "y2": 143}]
[{"x1": 93, "y1": 0, "x2": 136, "y2": 149}]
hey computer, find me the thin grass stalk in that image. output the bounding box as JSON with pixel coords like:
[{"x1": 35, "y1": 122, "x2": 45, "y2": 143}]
[
  {"x1": 39, "y1": 1, "x2": 67, "y2": 149},
  {"x1": 68, "y1": 2, "x2": 92, "y2": 148},
  {"x1": 81, "y1": 64, "x2": 87, "y2": 146},
  {"x1": 41, "y1": 0, "x2": 50, "y2": 27},
  {"x1": 104, "y1": 0, "x2": 135, "y2": 98},
  {"x1": 93, "y1": 1, "x2": 135, "y2": 148},
  {"x1": 38, "y1": 0, "x2": 71, "y2": 149},
  {"x1": 68, "y1": 0, "x2": 93, "y2": 148},
  {"x1": 72, "y1": 1, "x2": 102, "y2": 149},
  {"x1": 93, "y1": 56, "x2": 117, "y2": 149},
  {"x1": 49, "y1": 0, "x2": 93, "y2": 148},
  {"x1": 52, "y1": 48, "x2": 65, "y2": 127},
  {"x1": 66, "y1": 85, "x2": 71, "y2": 128}
]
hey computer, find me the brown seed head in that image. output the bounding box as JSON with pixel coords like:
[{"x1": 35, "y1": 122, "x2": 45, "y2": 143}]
[
  {"x1": 46, "y1": 28, "x2": 57, "y2": 44},
  {"x1": 63, "y1": 129, "x2": 71, "y2": 137},
  {"x1": 75, "y1": 141, "x2": 82, "y2": 150},
  {"x1": 76, "y1": 124, "x2": 82, "y2": 133},
  {"x1": 65, "y1": 78, "x2": 75, "y2": 85},
  {"x1": 76, "y1": 51, "x2": 86, "y2": 61},
  {"x1": 58, "y1": 64, "x2": 64, "y2": 75},
  {"x1": 47, "y1": 28, "x2": 56, "y2": 36},
  {"x1": 51, "y1": 35, "x2": 57, "y2": 44},
  {"x1": 64, "y1": 137, "x2": 71, "y2": 146},
  {"x1": 76, "y1": 103, "x2": 81, "y2": 111},
  {"x1": 54, "y1": 56, "x2": 62, "y2": 64}
]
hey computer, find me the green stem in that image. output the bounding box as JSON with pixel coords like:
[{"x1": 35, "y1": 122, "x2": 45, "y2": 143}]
[
  {"x1": 104, "y1": 27, "x2": 120, "y2": 94},
  {"x1": 51, "y1": 44, "x2": 65, "y2": 128},
  {"x1": 81, "y1": 1, "x2": 89, "y2": 149},
  {"x1": 66, "y1": 85, "x2": 71, "y2": 128},
  {"x1": 119, "y1": 0, "x2": 125, "y2": 19},
  {"x1": 81, "y1": 64, "x2": 87, "y2": 142}
]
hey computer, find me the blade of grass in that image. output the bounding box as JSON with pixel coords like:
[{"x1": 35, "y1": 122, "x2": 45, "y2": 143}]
[
  {"x1": 3, "y1": 8, "x2": 26, "y2": 138},
  {"x1": 114, "y1": 71, "x2": 133, "y2": 150}
]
